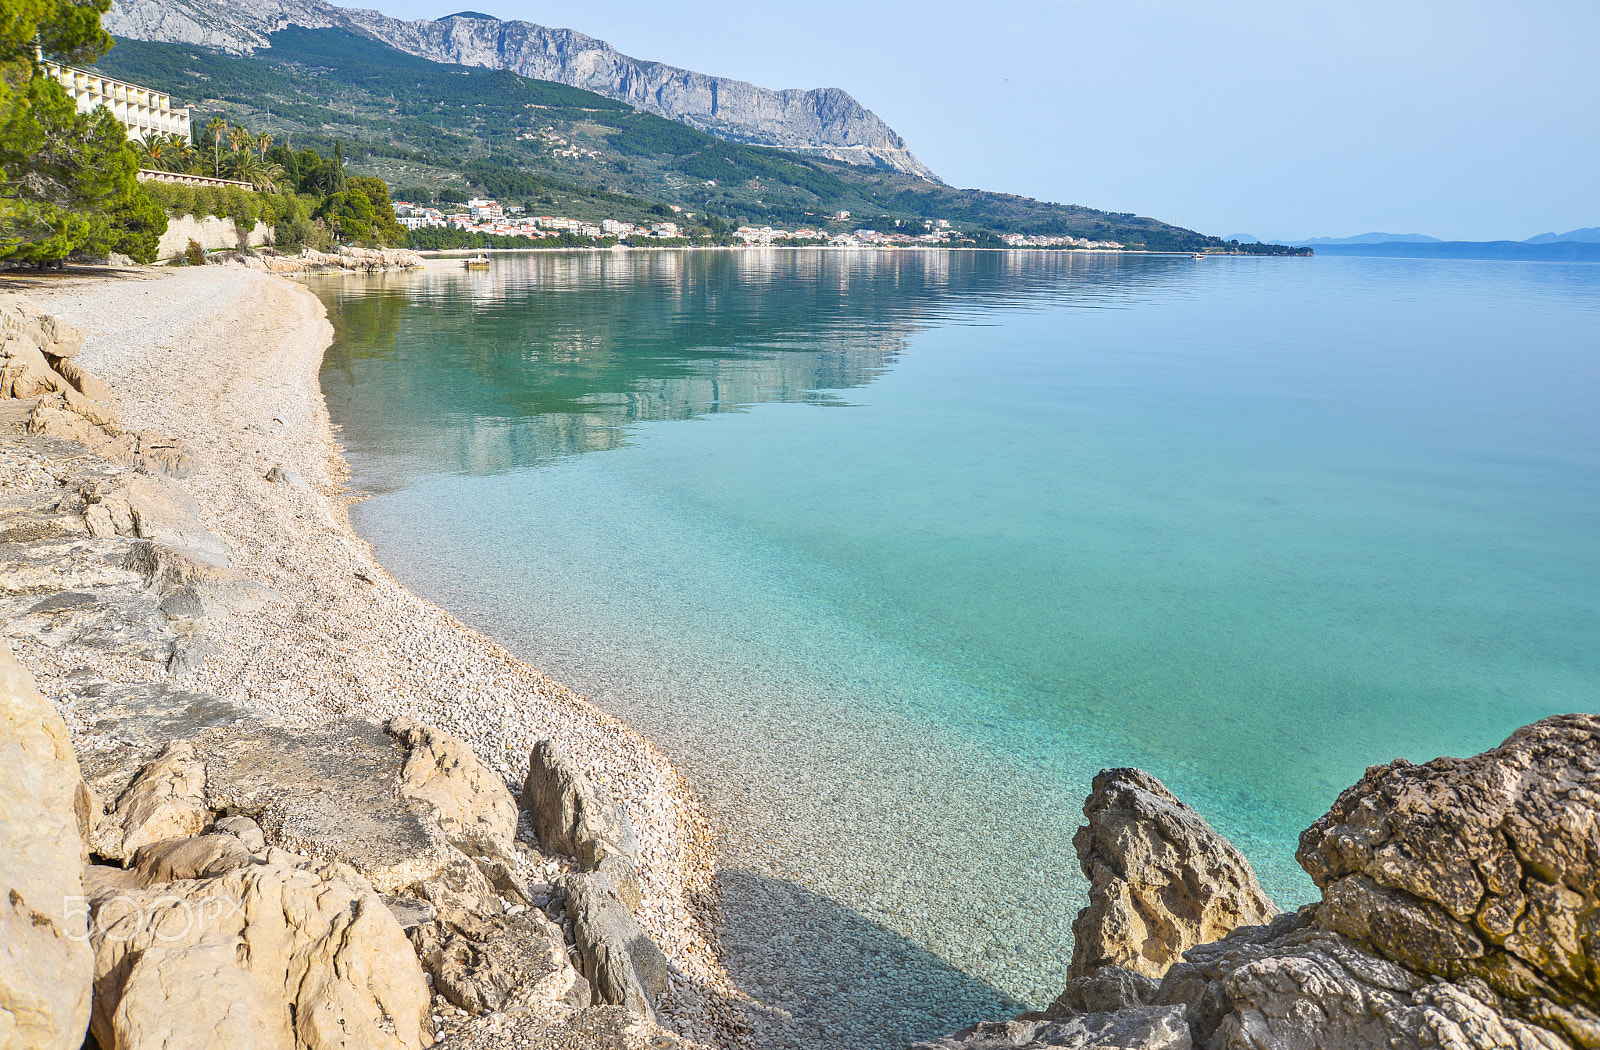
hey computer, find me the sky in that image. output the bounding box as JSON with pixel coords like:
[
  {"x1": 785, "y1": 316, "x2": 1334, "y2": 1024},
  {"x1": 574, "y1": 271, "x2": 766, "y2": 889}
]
[{"x1": 332, "y1": 0, "x2": 1599, "y2": 241}]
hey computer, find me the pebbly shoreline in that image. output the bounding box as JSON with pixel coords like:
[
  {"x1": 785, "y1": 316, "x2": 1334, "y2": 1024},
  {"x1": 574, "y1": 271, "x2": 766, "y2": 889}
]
[{"x1": 0, "y1": 263, "x2": 747, "y2": 1048}]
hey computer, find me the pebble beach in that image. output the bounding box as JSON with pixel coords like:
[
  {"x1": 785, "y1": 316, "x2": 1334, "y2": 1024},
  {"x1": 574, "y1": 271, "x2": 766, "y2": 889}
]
[{"x1": 5, "y1": 263, "x2": 745, "y2": 1048}]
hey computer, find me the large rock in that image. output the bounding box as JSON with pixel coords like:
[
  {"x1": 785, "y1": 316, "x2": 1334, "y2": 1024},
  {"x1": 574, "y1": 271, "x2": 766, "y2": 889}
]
[
  {"x1": 524, "y1": 739, "x2": 642, "y2": 912},
  {"x1": 78, "y1": 476, "x2": 230, "y2": 566},
  {"x1": 910, "y1": 1007, "x2": 1192, "y2": 1050},
  {"x1": 564, "y1": 871, "x2": 670, "y2": 1018},
  {"x1": 389, "y1": 716, "x2": 517, "y2": 860},
  {"x1": 113, "y1": 739, "x2": 211, "y2": 856},
  {"x1": 0, "y1": 639, "x2": 94, "y2": 1050},
  {"x1": 1156, "y1": 910, "x2": 1574, "y2": 1050},
  {"x1": 0, "y1": 332, "x2": 68, "y2": 398},
  {"x1": 87, "y1": 858, "x2": 434, "y2": 1050},
  {"x1": 409, "y1": 909, "x2": 588, "y2": 1015},
  {"x1": 1298, "y1": 714, "x2": 1600, "y2": 1048},
  {"x1": 1071, "y1": 768, "x2": 1280, "y2": 980}
]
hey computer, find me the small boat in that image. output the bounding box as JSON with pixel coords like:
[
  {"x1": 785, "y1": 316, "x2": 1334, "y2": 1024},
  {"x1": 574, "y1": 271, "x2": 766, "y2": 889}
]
[
  {"x1": 464, "y1": 254, "x2": 490, "y2": 269},
  {"x1": 1191, "y1": 253, "x2": 1206, "y2": 259}
]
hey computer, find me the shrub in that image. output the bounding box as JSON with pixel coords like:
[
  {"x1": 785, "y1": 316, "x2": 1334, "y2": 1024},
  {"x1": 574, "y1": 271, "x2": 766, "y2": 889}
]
[{"x1": 184, "y1": 239, "x2": 205, "y2": 266}]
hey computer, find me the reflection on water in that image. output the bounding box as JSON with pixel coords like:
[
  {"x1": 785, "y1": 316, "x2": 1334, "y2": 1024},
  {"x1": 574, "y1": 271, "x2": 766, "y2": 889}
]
[{"x1": 320, "y1": 249, "x2": 1197, "y2": 483}]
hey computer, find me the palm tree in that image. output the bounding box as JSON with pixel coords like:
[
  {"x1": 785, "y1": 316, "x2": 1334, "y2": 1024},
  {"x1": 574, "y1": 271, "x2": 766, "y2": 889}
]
[
  {"x1": 163, "y1": 133, "x2": 197, "y2": 174},
  {"x1": 256, "y1": 132, "x2": 273, "y2": 161},
  {"x1": 206, "y1": 117, "x2": 228, "y2": 176},
  {"x1": 228, "y1": 125, "x2": 253, "y2": 157},
  {"x1": 134, "y1": 136, "x2": 165, "y2": 170},
  {"x1": 225, "y1": 151, "x2": 290, "y2": 193}
]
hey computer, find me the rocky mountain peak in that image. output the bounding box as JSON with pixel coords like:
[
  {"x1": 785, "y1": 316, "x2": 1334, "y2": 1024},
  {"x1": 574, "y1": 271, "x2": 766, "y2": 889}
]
[{"x1": 103, "y1": 0, "x2": 940, "y2": 180}]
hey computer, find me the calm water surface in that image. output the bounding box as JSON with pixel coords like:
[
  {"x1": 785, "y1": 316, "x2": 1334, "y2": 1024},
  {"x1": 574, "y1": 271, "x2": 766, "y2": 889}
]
[{"x1": 315, "y1": 250, "x2": 1599, "y2": 1048}]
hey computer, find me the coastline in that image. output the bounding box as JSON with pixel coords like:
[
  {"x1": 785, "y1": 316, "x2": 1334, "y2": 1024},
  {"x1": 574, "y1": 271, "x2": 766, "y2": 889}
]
[{"x1": 3, "y1": 263, "x2": 743, "y2": 1047}]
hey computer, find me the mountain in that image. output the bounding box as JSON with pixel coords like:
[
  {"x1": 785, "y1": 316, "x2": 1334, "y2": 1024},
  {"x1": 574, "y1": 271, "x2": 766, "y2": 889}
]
[
  {"x1": 102, "y1": 0, "x2": 938, "y2": 179},
  {"x1": 93, "y1": 27, "x2": 1299, "y2": 252},
  {"x1": 1309, "y1": 240, "x2": 1600, "y2": 262},
  {"x1": 1523, "y1": 227, "x2": 1600, "y2": 244},
  {"x1": 1291, "y1": 232, "x2": 1442, "y2": 246}
]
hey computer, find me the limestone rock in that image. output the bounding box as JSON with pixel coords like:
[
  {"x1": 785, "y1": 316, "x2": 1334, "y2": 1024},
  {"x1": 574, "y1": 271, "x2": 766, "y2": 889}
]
[
  {"x1": 199, "y1": 719, "x2": 460, "y2": 896},
  {"x1": 78, "y1": 475, "x2": 230, "y2": 565},
  {"x1": 910, "y1": 1007, "x2": 1192, "y2": 1050},
  {"x1": 564, "y1": 871, "x2": 670, "y2": 1017},
  {"x1": 88, "y1": 858, "x2": 434, "y2": 1050},
  {"x1": 1, "y1": 332, "x2": 68, "y2": 398},
  {"x1": 132, "y1": 832, "x2": 254, "y2": 884},
  {"x1": 121, "y1": 541, "x2": 280, "y2": 618},
  {"x1": 1156, "y1": 911, "x2": 1575, "y2": 1050},
  {"x1": 214, "y1": 813, "x2": 267, "y2": 851},
  {"x1": 1071, "y1": 768, "x2": 1280, "y2": 980},
  {"x1": 409, "y1": 909, "x2": 588, "y2": 1015},
  {"x1": 389, "y1": 716, "x2": 517, "y2": 860},
  {"x1": 38, "y1": 314, "x2": 85, "y2": 359},
  {"x1": 1298, "y1": 713, "x2": 1600, "y2": 1047},
  {"x1": 265, "y1": 463, "x2": 308, "y2": 489},
  {"x1": 0, "y1": 638, "x2": 94, "y2": 1050},
  {"x1": 525, "y1": 738, "x2": 642, "y2": 911},
  {"x1": 1046, "y1": 966, "x2": 1160, "y2": 1019},
  {"x1": 108, "y1": 942, "x2": 292, "y2": 1050},
  {"x1": 50, "y1": 356, "x2": 111, "y2": 402},
  {"x1": 115, "y1": 739, "x2": 210, "y2": 856}
]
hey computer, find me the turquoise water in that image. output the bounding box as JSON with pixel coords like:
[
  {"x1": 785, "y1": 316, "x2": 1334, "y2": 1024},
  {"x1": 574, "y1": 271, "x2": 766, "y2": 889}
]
[{"x1": 316, "y1": 250, "x2": 1599, "y2": 1047}]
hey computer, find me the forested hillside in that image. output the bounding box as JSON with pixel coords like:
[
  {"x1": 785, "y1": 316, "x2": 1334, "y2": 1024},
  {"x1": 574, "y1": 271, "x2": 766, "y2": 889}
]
[{"x1": 94, "y1": 29, "x2": 1300, "y2": 252}]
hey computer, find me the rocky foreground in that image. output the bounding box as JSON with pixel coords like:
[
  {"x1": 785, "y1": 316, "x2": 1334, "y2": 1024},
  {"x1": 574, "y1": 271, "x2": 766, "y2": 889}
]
[
  {"x1": 916, "y1": 719, "x2": 1599, "y2": 1050},
  {"x1": 0, "y1": 270, "x2": 743, "y2": 1049}
]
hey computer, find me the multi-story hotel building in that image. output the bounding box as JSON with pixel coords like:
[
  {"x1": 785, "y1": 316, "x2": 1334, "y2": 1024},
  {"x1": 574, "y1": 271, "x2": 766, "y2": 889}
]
[{"x1": 44, "y1": 61, "x2": 191, "y2": 144}]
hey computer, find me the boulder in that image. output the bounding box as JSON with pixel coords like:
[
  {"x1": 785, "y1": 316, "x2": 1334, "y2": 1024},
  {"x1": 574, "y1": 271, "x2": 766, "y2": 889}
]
[
  {"x1": 409, "y1": 909, "x2": 588, "y2": 1015},
  {"x1": 564, "y1": 871, "x2": 670, "y2": 1018},
  {"x1": 132, "y1": 833, "x2": 254, "y2": 884},
  {"x1": 108, "y1": 942, "x2": 292, "y2": 1050},
  {"x1": 1046, "y1": 966, "x2": 1160, "y2": 1019},
  {"x1": 1071, "y1": 768, "x2": 1280, "y2": 980},
  {"x1": 80, "y1": 476, "x2": 230, "y2": 566},
  {"x1": 0, "y1": 638, "x2": 94, "y2": 1050},
  {"x1": 1298, "y1": 713, "x2": 1600, "y2": 1048},
  {"x1": 51, "y1": 357, "x2": 111, "y2": 402},
  {"x1": 214, "y1": 814, "x2": 267, "y2": 852},
  {"x1": 0, "y1": 332, "x2": 68, "y2": 399},
  {"x1": 1155, "y1": 910, "x2": 1575, "y2": 1050},
  {"x1": 114, "y1": 739, "x2": 210, "y2": 856},
  {"x1": 38, "y1": 314, "x2": 85, "y2": 359},
  {"x1": 524, "y1": 739, "x2": 642, "y2": 912},
  {"x1": 87, "y1": 858, "x2": 434, "y2": 1050},
  {"x1": 389, "y1": 716, "x2": 518, "y2": 860},
  {"x1": 910, "y1": 1007, "x2": 1192, "y2": 1050}
]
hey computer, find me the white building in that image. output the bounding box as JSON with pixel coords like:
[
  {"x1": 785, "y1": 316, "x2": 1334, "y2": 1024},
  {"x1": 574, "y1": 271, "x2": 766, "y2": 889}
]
[{"x1": 46, "y1": 61, "x2": 191, "y2": 144}]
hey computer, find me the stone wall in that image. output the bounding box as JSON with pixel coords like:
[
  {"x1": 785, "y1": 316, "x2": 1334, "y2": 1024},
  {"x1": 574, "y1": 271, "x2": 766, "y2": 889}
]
[{"x1": 156, "y1": 214, "x2": 272, "y2": 259}]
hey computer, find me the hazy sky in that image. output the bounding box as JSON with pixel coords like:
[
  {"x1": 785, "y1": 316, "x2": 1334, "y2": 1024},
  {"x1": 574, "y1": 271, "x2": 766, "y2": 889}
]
[{"x1": 333, "y1": 0, "x2": 1598, "y2": 241}]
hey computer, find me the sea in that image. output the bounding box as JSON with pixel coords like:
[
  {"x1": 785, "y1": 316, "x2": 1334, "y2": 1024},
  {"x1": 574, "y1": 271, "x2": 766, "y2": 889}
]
[{"x1": 312, "y1": 249, "x2": 1599, "y2": 1049}]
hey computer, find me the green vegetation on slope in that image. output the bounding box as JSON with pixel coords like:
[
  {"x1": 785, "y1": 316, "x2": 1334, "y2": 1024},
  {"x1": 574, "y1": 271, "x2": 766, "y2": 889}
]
[{"x1": 92, "y1": 28, "x2": 1305, "y2": 253}]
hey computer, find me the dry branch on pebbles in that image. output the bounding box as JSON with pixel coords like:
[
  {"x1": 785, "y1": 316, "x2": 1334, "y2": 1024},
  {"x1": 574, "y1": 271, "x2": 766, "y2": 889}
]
[{"x1": 0, "y1": 267, "x2": 741, "y2": 1050}]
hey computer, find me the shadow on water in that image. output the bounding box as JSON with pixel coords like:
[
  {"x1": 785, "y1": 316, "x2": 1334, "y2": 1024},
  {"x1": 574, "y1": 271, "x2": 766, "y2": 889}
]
[{"x1": 717, "y1": 868, "x2": 1028, "y2": 1050}]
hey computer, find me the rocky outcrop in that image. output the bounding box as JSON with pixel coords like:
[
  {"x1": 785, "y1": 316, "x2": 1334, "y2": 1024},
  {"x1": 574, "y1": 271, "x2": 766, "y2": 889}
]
[
  {"x1": 1071, "y1": 768, "x2": 1280, "y2": 980},
  {"x1": 0, "y1": 639, "x2": 94, "y2": 1050},
  {"x1": 390, "y1": 715, "x2": 518, "y2": 862},
  {"x1": 1297, "y1": 713, "x2": 1600, "y2": 1048},
  {"x1": 564, "y1": 871, "x2": 672, "y2": 1019},
  {"x1": 912, "y1": 1007, "x2": 1192, "y2": 1050},
  {"x1": 87, "y1": 856, "x2": 434, "y2": 1050},
  {"x1": 525, "y1": 737, "x2": 643, "y2": 913},
  {"x1": 235, "y1": 246, "x2": 426, "y2": 274},
  {"x1": 102, "y1": 0, "x2": 939, "y2": 179},
  {"x1": 923, "y1": 714, "x2": 1598, "y2": 1050}
]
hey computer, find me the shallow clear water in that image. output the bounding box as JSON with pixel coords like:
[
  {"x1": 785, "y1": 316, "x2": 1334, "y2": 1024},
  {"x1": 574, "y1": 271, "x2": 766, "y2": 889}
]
[{"x1": 315, "y1": 250, "x2": 1599, "y2": 1047}]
